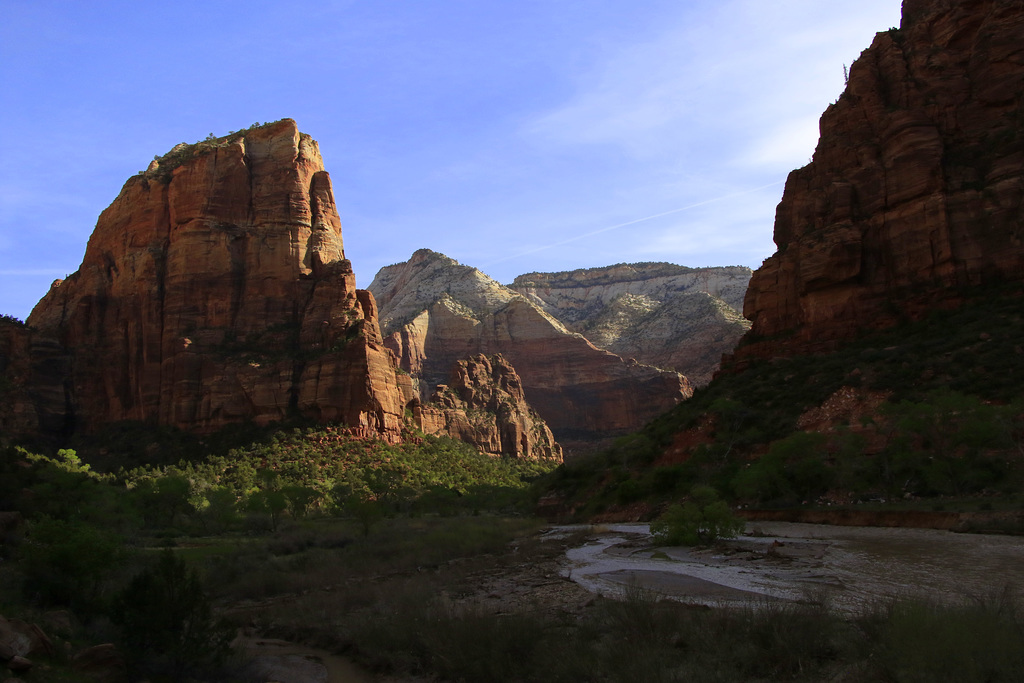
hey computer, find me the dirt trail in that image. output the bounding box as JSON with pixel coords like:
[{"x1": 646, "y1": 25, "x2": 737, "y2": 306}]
[{"x1": 237, "y1": 635, "x2": 376, "y2": 683}]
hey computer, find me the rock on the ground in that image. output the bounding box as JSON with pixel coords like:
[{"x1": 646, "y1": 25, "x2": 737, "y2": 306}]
[{"x1": 71, "y1": 643, "x2": 128, "y2": 683}]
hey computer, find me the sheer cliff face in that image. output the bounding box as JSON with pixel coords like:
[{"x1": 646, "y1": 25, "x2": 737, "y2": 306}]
[
  {"x1": 0, "y1": 321, "x2": 36, "y2": 435},
  {"x1": 741, "y1": 0, "x2": 1024, "y2": 359},
  {"x1": 511, "y1": 264, "x2": 751, "y2": 386},
  {"x1": 369, "y1": 250, "x2": 691, "y2": 443},
  {"x1": 26, "y1": 120, "x2": 405, "y2": 437}
]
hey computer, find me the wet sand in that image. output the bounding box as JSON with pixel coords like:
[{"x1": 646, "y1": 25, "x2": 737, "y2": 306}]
[{"x1": 600, "y1": 568, "x2": 771, "y2": 601}]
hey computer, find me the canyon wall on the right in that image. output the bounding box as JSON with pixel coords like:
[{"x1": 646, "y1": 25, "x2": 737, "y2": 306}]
[{"x1": 738, "y1": 0, "x2": 1024, "y2": 362}]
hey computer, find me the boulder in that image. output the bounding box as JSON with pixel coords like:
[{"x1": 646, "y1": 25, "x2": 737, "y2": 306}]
[
  {"x1": 0, "y1": 617, "x2": 52, "y2": 661},
  {"x1": 4, "y1": 657, "x2": 31, "y2": 673},
  {"x1": 71, "y1": 643, "x2": 128, "y2": 683}
]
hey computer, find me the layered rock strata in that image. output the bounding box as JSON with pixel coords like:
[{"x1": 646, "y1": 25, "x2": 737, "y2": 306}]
[
  {"x1": 414, "y1": 354, "x2": 562, "y2": 460},
  {"x1": 26, "y1": 120, "x2": 405, "y2": 438},
  {"x1": 369, "y1": 250, "x2": 691, "y2": 444},
  {"x1": 740, "y1": 0, "x2": 1024, "y2": 360},
  {"x1": 511, "y1": 263, "x2": 751, "y2": 386}
]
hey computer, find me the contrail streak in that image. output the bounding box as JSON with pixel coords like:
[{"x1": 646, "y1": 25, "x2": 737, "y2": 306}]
[{"x1": 482, "y1": 180, "x2": 784, "y2": 267}]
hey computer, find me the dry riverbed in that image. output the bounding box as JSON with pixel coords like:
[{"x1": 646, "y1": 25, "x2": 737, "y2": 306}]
[
  {"x1": 561, "y1": 521, "x2": 1024, "y2": 612},
  {"x1": 239, "y1": 520, "x2": 1024, "y2": 682}
]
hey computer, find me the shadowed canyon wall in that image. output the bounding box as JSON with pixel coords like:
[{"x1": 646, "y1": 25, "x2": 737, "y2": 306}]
[{"x1": 739, "y1": 0, "x2": 1024, "y2": 361}]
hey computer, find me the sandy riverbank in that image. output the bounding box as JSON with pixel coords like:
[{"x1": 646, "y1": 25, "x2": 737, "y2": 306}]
[{"x1": 559, "y1": 522, "x2": 1024, "y2": 612}]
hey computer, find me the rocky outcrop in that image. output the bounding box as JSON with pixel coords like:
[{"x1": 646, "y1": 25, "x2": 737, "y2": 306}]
[
  {"x1": 511, "y1": 263, "x2": 751, "y2": 385},
  {"x1": 739, "y1": 0, "x2": 1024, "y2": 361},
  {"x1": 369, "y1": 250, "x2": 691, "y2": 446},
  {"x1": 25, "y1": 120, "x2": 405, "y2": 439},
  {"x1": 0, "y1": 615, "x2": 54, "y2": 676},
  {"x1": 415, "y1": 354, "x2": 562, "y2": 460}
]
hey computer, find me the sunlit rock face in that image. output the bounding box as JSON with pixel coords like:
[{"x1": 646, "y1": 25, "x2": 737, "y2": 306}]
[
  {"x1": 511, "y1": 263, "x2": 751, "y2": 386},
  {"x1": 416, "y1": 353, "x2": 563, "y2": 461},
  {"x1": 26, "y1": 120, "x2": 405, "y2": 438},
  {"x1": 369, "y1": 250, "x2": 691, "y2": 445},
  {"x1": 739, "y1": 0, "x2": 1024, "y2": 361}
]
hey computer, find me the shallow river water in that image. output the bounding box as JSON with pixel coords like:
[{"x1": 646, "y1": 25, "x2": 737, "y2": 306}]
[{"x1": 561, "y1": 522, "x2": 1024, "y2": 612}]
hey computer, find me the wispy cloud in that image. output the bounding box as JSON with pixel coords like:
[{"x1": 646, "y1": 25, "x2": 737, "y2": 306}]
[
  {"x1": 501, "y1": 0, "x2": 900, "y2": 276},
  {"x1": 739, "y1": 115, "x2": 823, "y2": 169},
  {"x1": 481, "y1": 180, "x2": 783, "y2": 268},
  {"x1": 524, "y1": 0, "x2": 899, "y2": 172}
]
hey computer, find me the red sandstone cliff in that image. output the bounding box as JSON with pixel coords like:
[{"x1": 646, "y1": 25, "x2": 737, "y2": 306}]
[
  {"x1": 739, "y1": 0, "x2": 1024, "y2": 360},
  {"x1": 0, "y1": 320, "x2": 37, "y2": 436},
  {"x1": 414, "y1": 354, "x2": 562, "y2": 460},
  {"x1": 25, "y1": 120, "x2": 405, "y2": 438}
]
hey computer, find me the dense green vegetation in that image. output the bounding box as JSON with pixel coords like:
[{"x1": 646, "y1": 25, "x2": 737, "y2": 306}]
[
  {"x1": 546, "y1": 285, "x2": 1024, "y2": 516},
  {"x1": 4, "y1": 432, "x2": 552, "y2": 531},
  {"x1": 0, "y1": 426, "x2": 557, "y2": 681}
]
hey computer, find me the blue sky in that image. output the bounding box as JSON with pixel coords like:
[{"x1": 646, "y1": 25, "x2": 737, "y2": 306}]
[{"x1": 0, "y1": 1, "x2": 902, "y2": 321}]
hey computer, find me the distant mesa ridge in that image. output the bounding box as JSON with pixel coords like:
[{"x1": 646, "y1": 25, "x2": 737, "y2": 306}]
[
  {"x1": 509, "y1": 262, "x2": 751, "y2": 387},
  {"x1": 369, "y1": 249, "x2": 752, "y2": 446}
]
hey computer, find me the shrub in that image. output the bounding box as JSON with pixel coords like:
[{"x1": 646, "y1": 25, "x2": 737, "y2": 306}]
[
  {"x1": 21, "y1": 517, "x2": 125, "y2": 610},
  {"x1": 650, "y1": 485, "x2": 743, "y2": 546},
  {"x1": 864, "y1": 594, "x2": 1024, "y2": 682},
  {"x1": 113, "y1": 549, "x2": 232, "y2": 681},
  {"x1": 733, "y1": 431, "x2": 832, "y2": 504}
]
